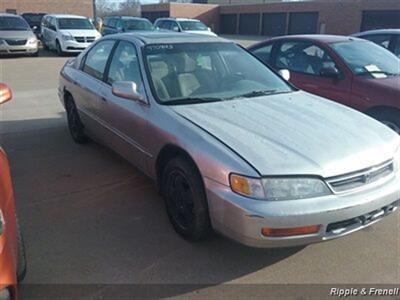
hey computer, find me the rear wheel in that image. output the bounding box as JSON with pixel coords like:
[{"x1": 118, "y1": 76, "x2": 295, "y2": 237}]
[
  {"x1": 65, "y1": 97, "x2": 89, "y2": 144},
  {"x1": 369, "y1": 109, "x2": 400, "y2": 134},
  {"x1": 162, "y1": 156, "x2": 212, "y2": 241}
]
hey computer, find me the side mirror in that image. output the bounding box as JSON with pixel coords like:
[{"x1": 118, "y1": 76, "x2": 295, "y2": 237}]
[
  {"x1": 33, "y1": 25, "x2": 38, "y2": 30},
  {"x1": 0, "y1": 83, "x2": 12, "y2": 105},
  {"x1": 278, "y1": 69, "x2": 291, "y2": 81},
  {"x1": 112, "y1": 81, "x2": 146, "y2": 103},
  {"x1": 172, "y1": 26, "x2": 180, "y2": 32},
  {"x1": 320, "y1": 66, "x2": 340, "y2": 79}
]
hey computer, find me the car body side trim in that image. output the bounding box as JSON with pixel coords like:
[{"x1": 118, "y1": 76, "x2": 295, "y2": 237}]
[{"x1": 78, "y1": 106, "x2": 153, "y2": 158}]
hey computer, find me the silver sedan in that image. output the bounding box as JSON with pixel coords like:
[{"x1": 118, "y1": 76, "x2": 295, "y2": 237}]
[{"x1": 58, "y1": 32, "x2": 400, "y2": 248}]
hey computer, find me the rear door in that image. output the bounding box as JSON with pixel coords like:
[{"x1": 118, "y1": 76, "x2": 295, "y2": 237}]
[
  {"x1": 272, "y1": 40, "x2": 352, "y2": 105},
  {"x1": 72, "y1": 40, "x2": 116, "y2": 137},
  {"x1": 100, "y1": 40, "x2": 150, "y2": 172}
]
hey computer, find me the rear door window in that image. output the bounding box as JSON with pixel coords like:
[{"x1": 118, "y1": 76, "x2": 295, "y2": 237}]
[
  {"x1": 83, "y1": 41, "x2": 115, "y2": 81},
  {"x1": 252, "y1": 43, "x2": 273, "y2": 64}
]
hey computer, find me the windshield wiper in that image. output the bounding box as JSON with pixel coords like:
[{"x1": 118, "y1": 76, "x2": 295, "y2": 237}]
[
  {"x1": 163, "y1": 97, "x2": 223, "y2": 106},
  {"x1": 226, "y1": 89, "x2": 291, "y2": 100}
]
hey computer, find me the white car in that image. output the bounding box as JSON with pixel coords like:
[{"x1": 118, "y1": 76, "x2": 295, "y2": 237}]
[
  {"x1": 41, "y1": 14, "x2": 101, "y2": 55},
  {"x1": 154, "y1": 18, "x2": 217, "y2": 37}
]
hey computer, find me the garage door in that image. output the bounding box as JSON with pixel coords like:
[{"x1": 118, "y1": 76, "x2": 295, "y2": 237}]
[
  {"x1": 239, "y1": 13, "x2": 260, "y2": 35},
  {"x1": 361, "y1": 10, "x2": 400, "y2": 31},
  {"x1": 220, "y1": 14, "x2": 237, "y2": 34},
  {"x1": 288, "y1": 12, "x2": 318, "y2": 34},
  {"x1": 262, "y1": 13, "x2": 287, "y2": 36}
]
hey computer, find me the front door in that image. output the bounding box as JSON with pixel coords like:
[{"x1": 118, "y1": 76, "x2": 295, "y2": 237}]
[
  {"x1": 273, "y1": 40, "x2": 352, "y2": 106},
  {"x1": 100, "y1": 40, "x2": 150, "y2": 172}
]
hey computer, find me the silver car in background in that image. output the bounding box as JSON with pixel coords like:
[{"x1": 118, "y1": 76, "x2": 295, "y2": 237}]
[
  {"x1": 58, "y1": 32, "x2": 400, "y2": 248},
  {"x1": 0, "y1": 13, "x2": 38, "y2": 56}
]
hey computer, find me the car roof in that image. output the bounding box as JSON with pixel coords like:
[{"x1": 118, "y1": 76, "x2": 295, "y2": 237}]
[
  {"x1": 106, "y1": 31, "x2": 229, "y2": 45},
  {"x1": 352, "y1": 29, "x2": 400, "y2": 36},
  {"x1": 0, "y1": 13, "x2": 23, "y2": 18},
  {"x1": 45, "y1": 14, "x2": 87, "y2": 19},
  {"x1": 105, "y1": 16, "x2": 148, "y2": 20},
  {"x1": 251, "y1": 34, "x2": 365, "y2": 48},
  {"x1": 156, "y1": 18, "x2": 199, "y2": 22}
]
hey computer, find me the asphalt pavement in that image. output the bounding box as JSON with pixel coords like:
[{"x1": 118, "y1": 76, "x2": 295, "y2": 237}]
[{"x1": 0, "y1": 43, "x2": 399, "y2": 299}]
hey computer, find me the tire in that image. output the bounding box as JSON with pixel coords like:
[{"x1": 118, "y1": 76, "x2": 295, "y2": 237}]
[
  {"x1": 162, "y1": 156, "x2": 212, "y2": 241},
  {"x1": 16, "y1": 217, "x2": 27, "y2": 282},
  {"x1": 370, "y1": 110, "x2": 400, "y2": 134},
  {"x1": 65, "y1": 97, "x2": 89, "y2": 144},
  {"x1": 56, "y1": 40, "x2": 64, "y2": 56}
]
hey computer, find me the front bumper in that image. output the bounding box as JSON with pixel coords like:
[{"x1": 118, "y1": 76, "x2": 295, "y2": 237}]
[
  {"x1": 0, "y1": 42, "x2": 38, "y2": 55},
  {"x1": 60, "y1": 40, "x2": 92, "y2": 53},
  {"x1": 205, "y1": 174, "x2": 400, "y2": 248}
]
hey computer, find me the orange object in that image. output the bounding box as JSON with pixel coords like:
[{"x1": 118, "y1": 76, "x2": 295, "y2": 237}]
[
  {"x1": 0, "y1": 83, "x2": 18, "y2": 300},
  {"x1": 262, "y1": 225, "x2": 321, "y2": 237},
  {"x1": 0, "y1": 84, "x2": 12, "y2": 105},
  {"x1": 230, "y1": 174, "x2": 251, "y2": 195}
]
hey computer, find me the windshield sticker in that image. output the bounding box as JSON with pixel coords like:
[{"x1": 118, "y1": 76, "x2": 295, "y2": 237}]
[
  {"x1": 146, "y1": 44, "x2": 174, "y2": 52},
  {"x1": 364, "y1": 65, "x2": 387, "y2": 79},
  {"x1": 365, "y1": 65, "x2": 381, "y2": 72}
]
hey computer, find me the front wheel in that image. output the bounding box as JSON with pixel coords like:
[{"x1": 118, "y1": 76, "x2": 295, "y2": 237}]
[
  {"x1": 162, "y1": 157, "x2": 212, "y2": 241},
  {"x1": 370, "y1": 110, "x2": 400, "y2": 134},
  {"x1": 56, "y1": 40, "x2": 64, "y2": 56}
]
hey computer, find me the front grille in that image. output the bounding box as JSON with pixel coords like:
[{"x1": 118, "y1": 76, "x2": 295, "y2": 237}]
[
  {"x1": 5, "y1": 39, "x2": 27, "y2": 46},
  {"x1": 326, "y1": 202, "x2": 397, "y2": 237},
  {"x1": 326, "y1": 160, "x2": 394, "y2": 193},
  {"x1": 74, "y1": 36, "x2": 95, "y2": 43}
]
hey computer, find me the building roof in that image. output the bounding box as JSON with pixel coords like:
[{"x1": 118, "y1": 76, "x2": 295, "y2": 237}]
[{"x1": 109, "y1": 31, "x2": 229, "y2": 45}]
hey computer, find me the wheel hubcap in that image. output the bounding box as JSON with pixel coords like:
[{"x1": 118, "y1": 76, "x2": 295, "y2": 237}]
[
  {"x1": 382, "y1": 121, "x2": 400, "y2": 134},
  {"x1": 167, "y1": 171, "x2": 194, "y2": 230}
]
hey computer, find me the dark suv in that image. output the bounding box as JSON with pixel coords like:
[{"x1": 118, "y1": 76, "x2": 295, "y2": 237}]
[
  {"x1": 21, "y1": 13, "x2": 46, "y2": 37},
  {"x1": 102, "y1": 16, "x2": 154, "y2": 36}
]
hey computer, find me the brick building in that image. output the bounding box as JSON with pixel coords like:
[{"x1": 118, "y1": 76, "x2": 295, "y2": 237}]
[
  {"x1": 1, "y1": 0, "x2": 93, "y2": 17},
  {"x1": 142, "y1": 0, "x2": 400, "y2": 35}
]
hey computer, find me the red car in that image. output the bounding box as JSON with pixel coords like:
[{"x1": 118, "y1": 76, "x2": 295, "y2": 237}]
[
  {"x1": 0, "y1": 83, "x2": 26, "y2": 300},
  {"x1": 249, "y1": 35, "x2": 400, "y2": 133}
]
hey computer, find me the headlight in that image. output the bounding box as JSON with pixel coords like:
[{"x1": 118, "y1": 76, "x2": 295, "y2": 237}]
[
  {"x1": 394, "y1": 146, "x2": 400, "y2": 173},
  {"x1": 28, "y1": 37, "x2": 37, "y2": 44},
  {"x1": 61, "y1": 34, "x2": 74, "y2": 41},
  {"x1": 230, "y1": 174, "x2": 266, "y2": 200},
  {"x1": 262, "y1": 177, "x2": 331, "y2": 201}
]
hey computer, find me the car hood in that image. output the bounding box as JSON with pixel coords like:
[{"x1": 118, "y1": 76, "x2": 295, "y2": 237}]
[
  {"x1": 171, "y1": 91, "x2": 399, "y2": 177},
  {"x1": 184, "y1": 30, "x2": 217, "y2": 37},
  {"x1": 0, "y1": 30, "x2": 35, "y2": 39},
  {"x1": 59, "y1": 29, "x2": 100, "y2": 37}
]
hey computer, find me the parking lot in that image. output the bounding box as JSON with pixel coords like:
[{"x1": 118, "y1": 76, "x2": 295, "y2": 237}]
[{"x1": 0, "y1": 38, "x2": 399, "y2": 298}]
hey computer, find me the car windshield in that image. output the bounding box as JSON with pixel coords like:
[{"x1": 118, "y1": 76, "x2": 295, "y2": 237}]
[
  {"x1": 144, "y1": 43, "x2": 293, "y2": 104},
  {"x1": 125, "y1": 19, "x2": 154, "y2": 31},
  {"x1": 179, "y1": 21, "x2": 208, "y2": 31},
  {"x1": 331, "y1": 40, "x2": 400, "y2": 77},
  {"x1": 0, "y1": 16, "x2": 30, "y2": 31},
  {"x1": 58, "y1": 18, "x2": 94, "y2": 30}
]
